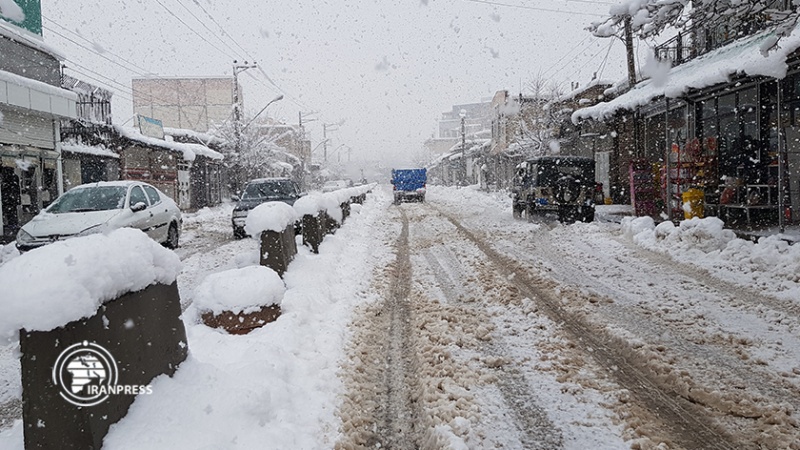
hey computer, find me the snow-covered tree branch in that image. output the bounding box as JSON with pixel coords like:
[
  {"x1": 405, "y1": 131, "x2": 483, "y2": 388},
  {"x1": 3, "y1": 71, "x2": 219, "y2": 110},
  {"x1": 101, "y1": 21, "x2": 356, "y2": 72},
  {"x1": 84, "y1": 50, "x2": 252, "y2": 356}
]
[{"x1": 589, "y1": 0, "x2": 800, "y2": 54}]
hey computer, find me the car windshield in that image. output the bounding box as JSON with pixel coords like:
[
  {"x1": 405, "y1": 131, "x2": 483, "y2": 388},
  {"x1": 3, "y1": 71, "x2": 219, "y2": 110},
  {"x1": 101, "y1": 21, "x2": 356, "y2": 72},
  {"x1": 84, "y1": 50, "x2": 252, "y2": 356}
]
[
  {"x1": 242, "y1": 181, "x2": 294, "y2": 200},
  {"x1": 536, "y1": 160, "x2": 595, "y2": 185},
  {"x1": 46, "y1": 186, "x2": 128, "y2": 214}
]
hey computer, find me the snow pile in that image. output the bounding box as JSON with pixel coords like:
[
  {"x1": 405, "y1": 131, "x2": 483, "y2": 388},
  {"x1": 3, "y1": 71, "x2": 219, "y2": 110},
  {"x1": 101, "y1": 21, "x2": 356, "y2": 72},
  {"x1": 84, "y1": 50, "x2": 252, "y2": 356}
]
[
  {"x1": 623, "y1": 216, "x2": 736, "y2": 253},
  {"x1": 191, "y1": 266, "x2": 285, "y2": 315},
  {"x1": 244, "y1": 201, "x2": 299, "y2": 236},
  {"x1": 0, "y1": 228, "x2": 181, "y2": 340},
  {"x1": 622, "y1": 216, "x2": 800, "y2": 297},
  {"x1": 0, "y1": 243, "x2": 18, "y2": 267}
]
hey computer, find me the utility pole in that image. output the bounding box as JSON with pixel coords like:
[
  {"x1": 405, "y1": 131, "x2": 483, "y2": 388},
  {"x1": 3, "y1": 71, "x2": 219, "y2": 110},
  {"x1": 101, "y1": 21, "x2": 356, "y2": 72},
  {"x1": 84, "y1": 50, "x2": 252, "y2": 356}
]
[
  {"x1": 323, "y1": 123, "x2": 328, "y2": 162},
  {"x1": 232, "y1": 60, "x2": 257, "y2": 153},
  {"x1": 624, "y1": 17, "x2": 636, "y2": 89}
]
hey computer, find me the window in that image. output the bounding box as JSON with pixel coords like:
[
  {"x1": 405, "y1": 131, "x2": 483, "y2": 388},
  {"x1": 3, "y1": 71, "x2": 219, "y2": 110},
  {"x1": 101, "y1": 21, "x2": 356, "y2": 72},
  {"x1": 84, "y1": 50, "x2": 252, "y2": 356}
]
[
  {"x1": 143, "y1": 185, "x2": 161, "y2": 205},
  {"x1": 129, "y1": 186, "x2": 149, "y2": 208}
]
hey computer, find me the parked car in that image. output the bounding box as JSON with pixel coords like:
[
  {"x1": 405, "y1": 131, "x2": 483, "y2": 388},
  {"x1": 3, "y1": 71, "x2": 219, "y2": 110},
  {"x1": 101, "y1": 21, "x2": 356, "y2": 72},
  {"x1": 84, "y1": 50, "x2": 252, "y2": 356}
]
[
  {"x1": 322, "y1": 180, "x2": 349, "y2": 192},
  {"x1": 511, "y1": 156, "x2": 599, "y2": 223},
  {"x1": 231, "y1": 178, "x2": 303, "y2": 238},
  {"x1": 16, "y1": 181, "x2": 182, "y2": 252},
  {"x1": 391, "y1": 168, "x2": 427, "y2": 204}
]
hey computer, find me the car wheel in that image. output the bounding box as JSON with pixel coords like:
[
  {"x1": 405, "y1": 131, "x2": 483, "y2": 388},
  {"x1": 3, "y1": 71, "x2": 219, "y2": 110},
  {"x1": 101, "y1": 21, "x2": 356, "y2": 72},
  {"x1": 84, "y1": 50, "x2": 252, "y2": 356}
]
[
  {"x1": 233, "y1": 227, "x2": 246, "y2": 239},
  {"x1": 165, "y1": 223, "x2": 179, "y2": 249},
  {"x1": 512, "y1": 203, "x2": 522, "y2": 219},
  {"x1": 581, "y1": 206, "x2": 595, "y2": 223},
  {"x1": 526, "y1": 203, "x2": 537, "y2": 222},
  {"x1": 558, "y1": 206, "x2": 579, "y2": 224}
]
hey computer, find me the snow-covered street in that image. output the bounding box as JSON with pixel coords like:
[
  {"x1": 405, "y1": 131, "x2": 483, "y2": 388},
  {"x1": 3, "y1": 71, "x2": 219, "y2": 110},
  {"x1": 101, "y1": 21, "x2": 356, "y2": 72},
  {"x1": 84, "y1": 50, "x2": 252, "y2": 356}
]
[{"x1": 2, "y1": 185, "x2": 800, "y2": 449}]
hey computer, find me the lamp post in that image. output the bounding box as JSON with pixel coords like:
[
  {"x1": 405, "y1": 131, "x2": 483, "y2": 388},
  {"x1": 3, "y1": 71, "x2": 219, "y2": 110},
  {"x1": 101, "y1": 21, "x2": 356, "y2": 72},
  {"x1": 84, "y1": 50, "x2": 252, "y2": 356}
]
[
  {"x1": 460, "y1": 109, "x2": 467, "y2": 186},
  {"x1": 233, "y1": 60, "x2": 258, "y2": 153},
  {"x1": 241, "y1": 94, "x2": 284, "y2": 132}
]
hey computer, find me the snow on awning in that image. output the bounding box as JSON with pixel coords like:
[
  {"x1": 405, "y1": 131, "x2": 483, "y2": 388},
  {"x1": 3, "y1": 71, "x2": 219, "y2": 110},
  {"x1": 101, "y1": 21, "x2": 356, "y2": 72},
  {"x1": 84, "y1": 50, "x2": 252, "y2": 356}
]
[
  {"x1": 573, "y1": 24, "x2": 800, "y2": 124},
  {"x1": 0, "y1": 68, "x2": 77, "y2": 118},
  {"x1": 61, "y1": 142, "x2": 119, "y2": 159}
]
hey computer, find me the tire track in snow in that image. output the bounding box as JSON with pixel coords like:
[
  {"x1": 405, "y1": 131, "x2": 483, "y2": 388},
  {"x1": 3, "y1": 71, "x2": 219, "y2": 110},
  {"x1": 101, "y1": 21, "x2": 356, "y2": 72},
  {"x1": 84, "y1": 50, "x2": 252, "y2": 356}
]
[
  {"x1": 378, "y1": 209, "x2": 420, "y2": 449},
  {"x1": 336, "y1": 208, "x2": 422, "y2": 449},
  {"x1": 422, "y1": 246, "x2": 564, "y2": 449},
  {"x1": 434, "y1": 206, "x2": 743, "y2": 450}
]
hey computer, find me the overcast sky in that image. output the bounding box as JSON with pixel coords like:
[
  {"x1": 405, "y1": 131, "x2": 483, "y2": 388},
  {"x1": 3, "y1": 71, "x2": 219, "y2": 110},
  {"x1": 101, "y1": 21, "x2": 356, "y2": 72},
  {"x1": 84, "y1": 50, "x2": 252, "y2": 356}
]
[{"x1": 41, "y1": 0, "x2": 644, "y2": 166}]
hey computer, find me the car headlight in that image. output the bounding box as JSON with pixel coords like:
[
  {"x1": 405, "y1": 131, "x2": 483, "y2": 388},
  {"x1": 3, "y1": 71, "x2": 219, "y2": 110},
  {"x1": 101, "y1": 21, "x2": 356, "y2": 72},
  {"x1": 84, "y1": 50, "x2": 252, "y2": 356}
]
[{"x1": 16, "y1": 229, "x2": 34, "y2": 245}]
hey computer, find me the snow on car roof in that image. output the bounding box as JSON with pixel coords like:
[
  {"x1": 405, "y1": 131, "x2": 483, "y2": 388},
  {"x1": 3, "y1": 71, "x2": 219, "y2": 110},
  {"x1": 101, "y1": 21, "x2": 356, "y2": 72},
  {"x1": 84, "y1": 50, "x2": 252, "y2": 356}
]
[{"x1": 71, "y1": 180, "x2": 144, "y2": 189}]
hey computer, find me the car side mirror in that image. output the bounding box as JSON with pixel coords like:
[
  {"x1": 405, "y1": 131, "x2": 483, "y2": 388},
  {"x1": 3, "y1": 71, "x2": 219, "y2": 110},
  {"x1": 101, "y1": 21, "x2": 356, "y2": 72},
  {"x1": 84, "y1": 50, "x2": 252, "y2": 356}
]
[
  {"x1": 231, "y1": 194, "x2": 240, "y2": 202},
  {"x1": 131, "y1": 201, "x2": 147, "y2": 213}
]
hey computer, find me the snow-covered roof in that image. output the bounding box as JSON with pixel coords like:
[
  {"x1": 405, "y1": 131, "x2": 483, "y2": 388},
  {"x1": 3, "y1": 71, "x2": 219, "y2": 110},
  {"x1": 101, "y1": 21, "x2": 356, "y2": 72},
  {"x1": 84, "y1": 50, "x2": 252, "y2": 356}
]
[
  {"x1": 115, "y1": 126, "x2": 224, "y2": 162},
  {"x1": 0, "y1": 21, "x2": 67, "y2": 61},
  {"x1": 573, "y1": 24, "x2": 800, "y2": 123},
  {"x1": 163, "y1": 126, "x2": 224, "y2": 146},
  {"x1": 553, "y1": 79, "x2": 615, "y2": 104},
  {"x1": 61, "y1": 141, "x2": 120, "y2": 159}
]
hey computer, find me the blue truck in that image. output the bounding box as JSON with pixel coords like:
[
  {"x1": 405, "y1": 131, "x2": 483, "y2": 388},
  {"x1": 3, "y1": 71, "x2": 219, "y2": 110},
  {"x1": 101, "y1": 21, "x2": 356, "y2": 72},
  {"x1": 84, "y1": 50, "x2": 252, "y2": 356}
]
[{"x1": 391, "y1": 168, "x2": 427, "y2": 204}]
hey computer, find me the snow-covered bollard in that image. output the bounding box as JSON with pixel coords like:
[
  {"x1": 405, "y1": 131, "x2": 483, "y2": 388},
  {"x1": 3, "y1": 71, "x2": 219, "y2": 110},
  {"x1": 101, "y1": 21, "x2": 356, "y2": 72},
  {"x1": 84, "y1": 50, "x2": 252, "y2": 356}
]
[
  {"x1": 194, "y1": 266, "x2": 285, "y2": 334},
  {"x1": 245, "y1": 201, "x2": 299, "y2": 277},
  {"x1": 0, "y1": 228, "x2": 187, "y2": 450},
  {"x1": 319, "y1": 193, "x2": 344, "y2": 234},
  {"x1": 294, "y1": 195, "x2": 325, "y2": 253}
]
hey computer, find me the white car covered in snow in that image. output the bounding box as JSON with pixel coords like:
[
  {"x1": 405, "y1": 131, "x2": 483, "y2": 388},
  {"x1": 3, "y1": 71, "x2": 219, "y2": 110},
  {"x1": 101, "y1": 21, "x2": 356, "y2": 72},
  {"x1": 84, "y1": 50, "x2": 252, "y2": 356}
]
[{"x1": 16, "y1": 181, "x2": 182, "y2": 252}]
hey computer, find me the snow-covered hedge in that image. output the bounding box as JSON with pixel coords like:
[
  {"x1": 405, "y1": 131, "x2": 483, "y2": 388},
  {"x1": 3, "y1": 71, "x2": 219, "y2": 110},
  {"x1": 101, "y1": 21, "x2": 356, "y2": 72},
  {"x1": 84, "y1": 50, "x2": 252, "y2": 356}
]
[
  {"x1": 192, "y1": 266, "x2": 285, "y2": 315},
  {"x1": 244, "y1": 201, "x2": 299, "y2": 236},
  {"x1": 0, "y1": 228, "x2": 181, "y2": 340},
  {"x1": 293, "y1": 183, "x2": 377, "y2": 224}
]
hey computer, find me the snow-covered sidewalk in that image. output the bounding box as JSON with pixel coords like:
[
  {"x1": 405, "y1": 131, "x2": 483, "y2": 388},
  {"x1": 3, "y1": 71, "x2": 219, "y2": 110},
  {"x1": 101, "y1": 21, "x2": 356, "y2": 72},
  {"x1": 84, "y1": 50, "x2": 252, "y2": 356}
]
[{"x1": 0, "y1": 190, "x2": 396, "y2": 449}]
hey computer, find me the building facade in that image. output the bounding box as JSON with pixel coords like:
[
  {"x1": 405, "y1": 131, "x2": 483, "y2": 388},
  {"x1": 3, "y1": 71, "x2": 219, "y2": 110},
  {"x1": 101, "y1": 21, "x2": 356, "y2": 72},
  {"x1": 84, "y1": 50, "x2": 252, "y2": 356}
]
[
  {"x1": 0, "y1": 12, "x2": 78, "y2": 242},
  {"x1": 132, "y1": 77, "x2": 235, "y2": 133}
]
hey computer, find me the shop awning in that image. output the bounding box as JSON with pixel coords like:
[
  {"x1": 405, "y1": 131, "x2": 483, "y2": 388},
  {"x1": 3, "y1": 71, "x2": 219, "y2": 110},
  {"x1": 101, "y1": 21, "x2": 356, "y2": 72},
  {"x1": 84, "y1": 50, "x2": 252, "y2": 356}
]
[
  {"x1": 573, "y1": 23, "x2": 800, "y2": 124},
  {"x1": 0, "y1": 69, "x2": 77, "y2": 119}
]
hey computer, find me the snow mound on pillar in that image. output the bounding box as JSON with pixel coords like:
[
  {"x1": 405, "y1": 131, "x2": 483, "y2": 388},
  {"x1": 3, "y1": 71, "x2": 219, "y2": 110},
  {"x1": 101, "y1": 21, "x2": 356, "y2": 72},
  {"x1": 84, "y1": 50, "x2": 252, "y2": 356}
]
[
  {"x1": 0, "y1": 228, "x2": 181, "y2": 340},
  {"x1": 244, "y1": 201, "x2": 299, "y2": 236},
  {"x1": 293, "y1": 195, "x2": 321, "y2": 217},
  {"x1": 192, "y1": 266, "x2": 285, "y2": 315}
]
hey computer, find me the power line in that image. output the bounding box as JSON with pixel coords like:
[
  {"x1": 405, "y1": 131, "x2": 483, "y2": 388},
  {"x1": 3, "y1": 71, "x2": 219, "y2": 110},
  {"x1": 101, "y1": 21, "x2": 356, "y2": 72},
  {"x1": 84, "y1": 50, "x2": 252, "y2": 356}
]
[
  {"x1": 185, "y1": 0, "x2": 252, "y2": 59},
  {"x1": 541, "y1": 33, "x2": 598, "y2": 79},
  {"x1": 463, "y1": 0, "x2": 605, "y2": 17},
  {"x1": 597, "y1": 37, "x2": 615, "y2": 79},
  {"x1": 521, "y1": 0, "x2": 615, "y2": 5},
  {"x1": 150, "y1": 0, "x2": 235, "y2": 60},
  {"x1": 171, "y1": 0, "x2": 246, "y2": 60},
  {"x1": 42, "y1": 16, "x2": 152, "y2": 75},
  {"x1": 155, "y1": 0, "x2": 311, "y2": 112}
]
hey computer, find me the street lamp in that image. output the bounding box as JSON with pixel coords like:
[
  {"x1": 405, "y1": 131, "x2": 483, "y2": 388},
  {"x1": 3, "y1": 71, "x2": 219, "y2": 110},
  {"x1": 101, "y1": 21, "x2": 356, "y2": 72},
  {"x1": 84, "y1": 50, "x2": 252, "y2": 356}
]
[
  {"x1": 242, "y1": 94, "x2": 284, "y2": 132},
  {"x1": 460, "y1": 109, "x2": 467, "y2": 186}
]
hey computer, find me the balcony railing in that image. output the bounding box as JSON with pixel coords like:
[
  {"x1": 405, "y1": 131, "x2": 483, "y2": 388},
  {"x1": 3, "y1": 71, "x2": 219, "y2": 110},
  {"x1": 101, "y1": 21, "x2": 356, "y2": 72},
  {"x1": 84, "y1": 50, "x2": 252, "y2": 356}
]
[{"x1": 655, "y1": 15, "x2": 780, "y2": 67}]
